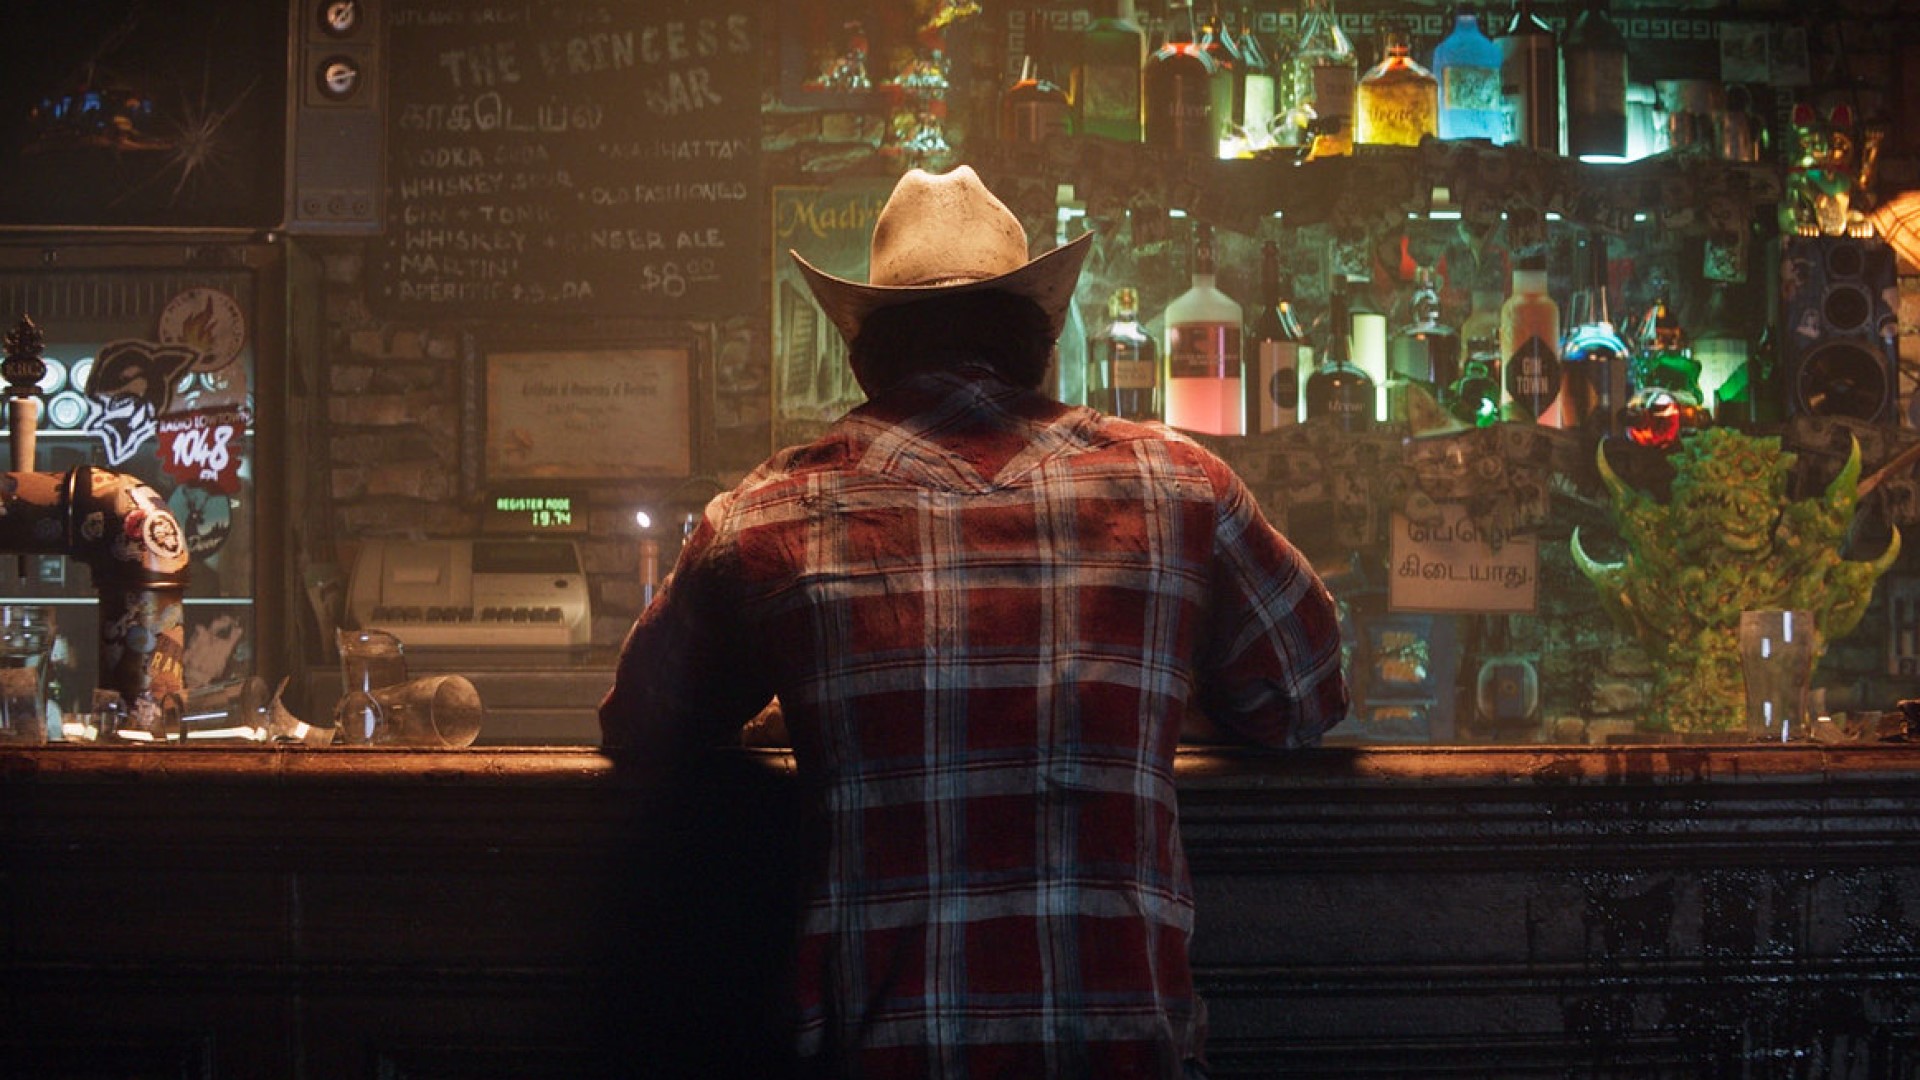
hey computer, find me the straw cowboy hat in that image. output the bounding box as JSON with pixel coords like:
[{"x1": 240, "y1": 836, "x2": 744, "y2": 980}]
[{"x1": 790, "y1": 165, "x2": 1093, "y2": 346}]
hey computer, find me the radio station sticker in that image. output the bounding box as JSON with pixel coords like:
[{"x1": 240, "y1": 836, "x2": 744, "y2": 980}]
[
  {"x1": 157, "y1": 287, "x2": 248, "y2": 373},
  {"x1": 156, "y1": 405, "x2": 250, "y2": 494},
  {"x1": 168, "y1": 485, "x2": 233, "y2": 560}
]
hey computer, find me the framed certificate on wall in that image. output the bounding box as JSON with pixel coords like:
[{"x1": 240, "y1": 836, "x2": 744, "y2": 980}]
[{"x1": 484, "y1": 348, "x2": 694, "y2": 482}]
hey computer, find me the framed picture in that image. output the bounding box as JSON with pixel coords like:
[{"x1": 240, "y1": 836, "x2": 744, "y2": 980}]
[
  {"x1": 0, "y1": 1, "x2": 288, "y2": 228},
  {"x1": 771, "y1": 179, "x2": 896, "y2": 448},
  {"x1": 1333, "y1": 613, "x2": 1464, "y2": 744},
  {"x1": 484, "y1": 347, "x2": 694, "y2": 483}
]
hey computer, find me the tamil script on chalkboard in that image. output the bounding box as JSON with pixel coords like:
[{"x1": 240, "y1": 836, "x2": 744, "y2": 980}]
[
  {"x1": 374, "y1": 0, "x2": 759, "y2": 318},
  {"x1": 1388, "y1": 505, "x2": 1539, "y2": 615}
]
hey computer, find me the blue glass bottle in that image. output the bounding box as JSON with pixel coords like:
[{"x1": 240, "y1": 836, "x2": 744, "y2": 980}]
[{"x1": 1431, "y1": 5, "x2": 1504, "y2": 142}]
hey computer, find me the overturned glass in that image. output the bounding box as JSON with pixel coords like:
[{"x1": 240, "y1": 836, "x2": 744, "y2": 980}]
[{"x1": 333, "y1": 628, "x2": 483, "y2": 747}]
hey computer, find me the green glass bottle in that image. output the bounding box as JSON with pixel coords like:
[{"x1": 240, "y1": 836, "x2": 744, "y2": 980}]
[{"x1": 1075, "y1": 0, "x2": 1146, "y2": 142}]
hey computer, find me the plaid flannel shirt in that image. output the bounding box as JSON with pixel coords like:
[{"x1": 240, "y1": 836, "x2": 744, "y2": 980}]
[{"x1": 602, "y1": 366, "x2": 1348, "y2": 1079}]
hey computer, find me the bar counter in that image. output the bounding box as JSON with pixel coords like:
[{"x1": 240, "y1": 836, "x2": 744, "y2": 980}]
[{"x1": 5, "y1": 742, "x2": 1920, "y2": 1077}]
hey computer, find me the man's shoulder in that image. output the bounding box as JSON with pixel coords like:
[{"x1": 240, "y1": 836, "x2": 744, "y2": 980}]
[{"x1": 1071, "y1": 411, "x2": 1240, "y2": 477}]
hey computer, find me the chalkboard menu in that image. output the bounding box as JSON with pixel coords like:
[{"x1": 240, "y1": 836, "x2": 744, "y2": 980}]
[{"x1": 374, "y1": 0, "x2": 760, "y2": 319}]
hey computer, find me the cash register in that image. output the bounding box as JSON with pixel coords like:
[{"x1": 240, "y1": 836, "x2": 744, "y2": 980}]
[{"x1": 345, "y1": 537, "x2": 592, "y2": 649}]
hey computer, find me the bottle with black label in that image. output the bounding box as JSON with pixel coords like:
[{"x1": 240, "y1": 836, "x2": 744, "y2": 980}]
[
  {"x1": 1306, "y1": 276, "x2": 1374, "y2": 431},
  {"x1": 1498, "y1": 0, "x2": 1559, "y2": 152},
  {"x1": 1562, "y1": 0, "x2": 1628, "y2": 161},
  {"x1": 1500, "y1": 256, "x2": 1560, "y2": 421},
  {"x1": 1145, "y1": 1, "x2": 1219, "y2": 152},
  {"x1": 1247, "y1": 241, "x2": 1308, "y2": 431},
  {"x1": 1087, "y1": 286, "x2": 1163, "y2": 421}
]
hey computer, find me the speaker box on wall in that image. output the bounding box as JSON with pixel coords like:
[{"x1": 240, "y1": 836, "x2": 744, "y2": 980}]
[
  {"x1": 287, "y1": 0, "x2": 383, "y2": 233},
  {"x1": 1781, "y1": 235, "x2": 1900, "y2": 424}
]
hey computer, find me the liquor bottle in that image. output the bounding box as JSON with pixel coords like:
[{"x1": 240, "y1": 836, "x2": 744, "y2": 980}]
[
  {"x1": 1075, "y1": 0, "x2": 1146, "y2": 142},
  {"x1": 1558, "y1": 232, "x2": 1628, "y2": 432},
  {"x1": 1628, "y1": 292, "x2": 1703, "y2": 405},
  {"x1": 1246, "y1": 241, "x2": 1309, "y2": 431},
  {"x1": 1145, "y1": 2, "x2": 1219, "y2": 152},
  {"x1": 1287, "y1": 0, "x2": 1357, "y2": 159},
  {"x1": 1087, "y1": 287, "x2": 1164, "y2": 420},
  {"x1": 1388, "y1": 266, "x2": 1460, "y2": 417},
  {"x1": 1498, "y1": 0, "x2": 1559, "y2": 152},
  {"x1": 1500, "y1": 256, "x2": 1560, "y2": 421},
  {"x1": 1306, "y1": 277, "x2": 1375, "y2": 431},
  {"x1": 1356, "y1": 18, "x2": 1438, "y2": 148},
  {"x1": 1197, "y1": 1, "x2": 1242, "y2": 158},
  {"x1": 1562, "y1": 0, "x2": 1628, "y2": 161},
  {"x1": 1165, "y1": 221, "x2": 1245, "y2": 434},
  {"x1": 1349, "y1": 288, "x2": 1390, "y2": 421},
  {"x1": 1234, "y1": 7, "x2": 1278, "y2": 154},
  {"x1": 1431, "y1": 5, "x2": 1504, "y2": 142},
  {"x1": 1002, "y1": 8, "x2": 1072, "y2": 143},
  {"x1": 1452, "y1": 281, "x2": 1505, "y2": 424},
  {"x1": 1270, "y1": 14, "x2": 1314, "y2": 150}
]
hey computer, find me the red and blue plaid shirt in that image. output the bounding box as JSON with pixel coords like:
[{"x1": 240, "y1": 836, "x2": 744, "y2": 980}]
[{"x1": 602, "y1": 366, "x2": 1347, "y2": 1078}]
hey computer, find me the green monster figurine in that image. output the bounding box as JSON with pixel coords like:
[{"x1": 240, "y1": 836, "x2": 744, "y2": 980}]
[{"x1": 1571, "y1": 428, "x2": 1901, "y2": 734}]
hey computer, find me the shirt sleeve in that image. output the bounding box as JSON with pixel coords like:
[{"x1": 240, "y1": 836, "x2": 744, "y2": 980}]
[
  {"x1": 1192, "y1": 463, "x2": 1350, "y2": 748},
  {"x1": 598, "y1": 495, "x2": 776, "y2": 757}
]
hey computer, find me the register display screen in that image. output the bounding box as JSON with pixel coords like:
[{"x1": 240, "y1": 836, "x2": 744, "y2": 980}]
[
  {"x1": 472, "y1": 540, "x2": 581, "y2": 576},
  {"x1": 484, "y1": 492, "x2": 587, "y2": 535}
]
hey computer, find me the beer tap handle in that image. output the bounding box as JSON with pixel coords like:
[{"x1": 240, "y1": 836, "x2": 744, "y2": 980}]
[
  {"x1": 3, "y1": 315, "x2": 47, "y2": 476},
  {"x1": 3, "y1": 316, "x2": 48, "y2": 579}
]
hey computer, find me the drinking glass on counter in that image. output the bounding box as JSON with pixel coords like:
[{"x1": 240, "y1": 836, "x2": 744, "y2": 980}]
[
  {"x1": 1738, "y1": 609, "x2": 1816, "y2": 742},
  {"x1": 333, "y1": 628, "x2": 484, "y2": 747},
  {"x1": 335, "y1": 628, "x2": 407, "y2": 745},
  {"x1": 0, "y1": 604, "x2": 54, "y2": 744},
  {"x1": 370, "y1": 675, "x2": 485, "y2": 748}
]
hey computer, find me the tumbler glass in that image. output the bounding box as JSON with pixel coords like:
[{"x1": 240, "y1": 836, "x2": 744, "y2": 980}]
[
  {"x1": 1738, "y1": 610, "x2": 1816, "y2": 742},
  {"x1": 0, "y1": 605, "x2": 54, "y2": 744},
  {"x1": 335, "y1": 628, "x2": 408, "y2": 745},
  {"x1": 370, "y1": 675, "x2": 486, "y2": 748}
]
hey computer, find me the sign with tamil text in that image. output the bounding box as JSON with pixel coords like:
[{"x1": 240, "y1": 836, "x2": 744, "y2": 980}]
[{"x1": 1388, "y1": 503, "x2": 1539, "y2": 615}]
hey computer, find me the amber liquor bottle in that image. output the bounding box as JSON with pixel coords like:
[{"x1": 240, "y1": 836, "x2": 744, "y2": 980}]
[{"x1": 1356, "y1": 18, "x2": 1438, "y2": 147}]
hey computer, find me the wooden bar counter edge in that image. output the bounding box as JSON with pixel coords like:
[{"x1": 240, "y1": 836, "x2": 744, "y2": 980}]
[{"x1": 5, "y1": 742, "x2": 1920, "y2": 1078}]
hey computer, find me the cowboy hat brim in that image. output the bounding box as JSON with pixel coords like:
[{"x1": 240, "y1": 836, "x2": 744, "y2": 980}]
[{"x1": 790, "y1": 230, "x2": 1094, "y2": 346}]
